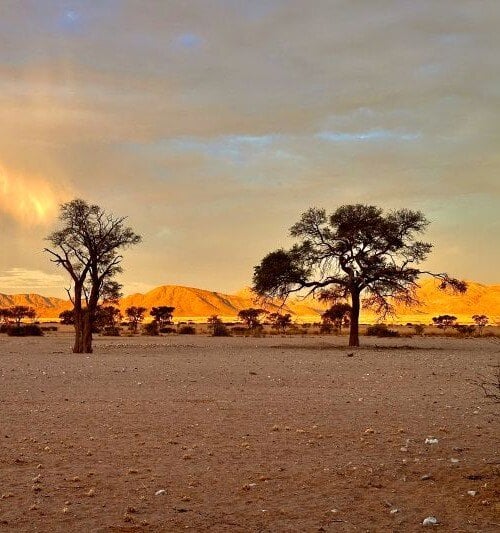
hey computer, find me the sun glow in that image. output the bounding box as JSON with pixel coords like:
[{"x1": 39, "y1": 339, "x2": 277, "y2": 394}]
[{"x1": 0, "y1": 165, "x2": 69, "y2": 226}]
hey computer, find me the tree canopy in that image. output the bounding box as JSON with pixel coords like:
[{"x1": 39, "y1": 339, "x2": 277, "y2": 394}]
[{"x1": 253, "y1": 204, "x2": 466, "y2": 346}]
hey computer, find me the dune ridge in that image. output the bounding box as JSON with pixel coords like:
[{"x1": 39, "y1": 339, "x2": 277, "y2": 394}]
[{"x1": 0, "y1": 279, "x2": 498, "y2": 324}]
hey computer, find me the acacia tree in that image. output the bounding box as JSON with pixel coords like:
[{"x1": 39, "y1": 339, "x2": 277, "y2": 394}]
[
  {"x1": 45, "y1": 199, "x2": 141, "y2": 353},
  {"x1": 238, "y1": 308, "x2": 266, "y2": 330},
  {"x1": 268, "y1": 312, "x2": 292, "y2": 334},
  {"x1": 253, "y1": 205, "x2": 466, "y2": 347},
  {"x1": 432, "y1": 315, "x2": 457, "y2": 331},
  {"x1": 150, "y1": 306, "x2": 175, "y2": 328},
  {"x1": 94, "y1": 306, "x2": 122, "y2": 331},
  {"x1": 10, "y1": 306, "x2": 36, "y2": 326},
  {"x1": 125, "y1": 306, "x2": 147, "y2": 333},
  {"x1": 321, "y1": 303, "x2": 352, "y2": 334},
  {"x1": 472, "y1": 314, "x2": 488, "y2": 335},
  {"x1": 59, "y1": 309, "x2": 75, "y2": 325}
]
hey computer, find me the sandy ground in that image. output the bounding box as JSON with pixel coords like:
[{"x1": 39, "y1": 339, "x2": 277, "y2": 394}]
[{"x1": 0, "y1": 333, "x2": 498, "y2": 532}]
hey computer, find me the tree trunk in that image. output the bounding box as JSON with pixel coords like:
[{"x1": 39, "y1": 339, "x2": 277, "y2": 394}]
[
  {"x1": 71, "y1": 283, "x2": 93, "y2": 353},
  {"x1": 349, "y1": 290, "x2": 361, "y2": 347},
  {"x1": 82, "y1": 311, "x2": 93, "y2": 353},
  {"x1": 73, "y1": 312, "x2": 84, "y2": 353}
]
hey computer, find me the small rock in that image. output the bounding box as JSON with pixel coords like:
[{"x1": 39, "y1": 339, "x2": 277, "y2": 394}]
[
  {"x1": 421, "y1": 473, "x2": 433, "y2": 480},
  {"x1": 450, "y1": 458, "x2": 459, "y2": 464},
  {"x1": 390, "y1": 508, "x2": 399, "y2": 514},
  {"x1": 86, "y1": 488, "x2": 95, "y2": 497},
  {"x1": 424, "y1": 437, "x2": 438, "y2": 445},
  {"x1": 364, "y1": 428, "x2": 374, "y2": 434},
  {"x1": 155, "y1": 489, "x2": 166, "y2": 496},
  {"x1": 422, "y1": 516, "x2": 438, "y2": 526},
  {"x1": 467, "y1": 490, "x2": 477, "y2": 497}
]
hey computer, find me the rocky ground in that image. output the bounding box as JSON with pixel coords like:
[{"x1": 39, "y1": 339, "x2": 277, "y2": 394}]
[{"x1": 0, "y1": 333, "x2": 498, "y2": 532}]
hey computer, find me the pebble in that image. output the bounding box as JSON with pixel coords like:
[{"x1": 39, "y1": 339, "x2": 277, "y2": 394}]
[
  {"x1": 155, "y1": 489, "x2": 166, "y2": 496},
  {"x1": 424, "y1": 437, "x2": 438, "y2": 444},
  {"x1": 467, "y1": 490, "x2": 477, "y2": 496},
  {"x1": 422, "y1": 516, "x2": 438, "y2": 526}
]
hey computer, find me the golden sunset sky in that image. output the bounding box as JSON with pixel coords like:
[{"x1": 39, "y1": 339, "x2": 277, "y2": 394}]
[{"x1": 0, "y1": 1, "x2": 498, "y2": 297}]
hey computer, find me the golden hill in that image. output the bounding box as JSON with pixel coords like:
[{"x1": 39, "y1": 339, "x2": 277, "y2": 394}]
[
  {"x1": 0, "y1": 293, "x2": 72, "y2": 318},
  {"x1": 1, "y1": 279, "x2": 498, "y2": 324}
]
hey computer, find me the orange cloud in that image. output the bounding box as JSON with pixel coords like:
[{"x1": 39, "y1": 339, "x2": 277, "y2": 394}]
[{"x1": 0, "y1": 164, "x2": 70, "y2": 226}]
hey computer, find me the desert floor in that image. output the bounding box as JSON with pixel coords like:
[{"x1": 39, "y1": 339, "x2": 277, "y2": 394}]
[{"x1": 0, "y1": 334, "x2": 498, "y2": 532}]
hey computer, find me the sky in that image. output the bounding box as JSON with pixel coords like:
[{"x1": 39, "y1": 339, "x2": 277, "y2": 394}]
[{"x1": 0, "y1": 0, "x2": 499, "y2": 298}]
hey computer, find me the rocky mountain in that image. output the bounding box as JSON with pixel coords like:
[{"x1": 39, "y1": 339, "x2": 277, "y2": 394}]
[{"x1": 1, "y1": 279, "x2": 498, "y2": 324}]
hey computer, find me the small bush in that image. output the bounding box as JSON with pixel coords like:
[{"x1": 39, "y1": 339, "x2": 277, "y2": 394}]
[
  {"x1": 365, "y1": 323, "x2": 400, "y2": 337},
  {"x1": 413, "y1": 324, "x2": 425, "y2": 336},
  {"x1": 102, "y1": 326, "x2": 121, "y2": 336},
  {"x1": 231, "y1": 326, "x2": 248, "y2": 335},
  {"x1": 454, "y1": 324, "x2": 476, "y2": 337},
  {"x1": 212, "y1": 323, "x2": 231, "y2": 337},
  {"x1": 142, "y1": 322, "x2": 159, "y2": 336},
  {"x1": 319, "y1": 323, "x2": 334, "y2": 334},
  {"x1": 7, "y1": 325, "x2": 44, "y2": 336},
  {"x1": 178, "y1": 325, "x2": 196, "y2": 335},
  {"x1": 41, "y1": 326, "x2": 58, "y2": 332},
  {"x1": 159, "y1": 327, "x2": 177, "y2": 334}
]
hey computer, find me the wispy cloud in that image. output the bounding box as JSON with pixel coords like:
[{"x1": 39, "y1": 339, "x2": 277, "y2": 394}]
[
  {"x1": 0, "y1": 268, "x2": 65, "y2": 293},
  {"x1": 316, "y1": 129, "x2": 421, "y2": 143}
]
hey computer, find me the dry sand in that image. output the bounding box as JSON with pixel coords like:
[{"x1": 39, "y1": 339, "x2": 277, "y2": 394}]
[{"x1": 0, "y1": 333, "x2": 498, "y2": 532}]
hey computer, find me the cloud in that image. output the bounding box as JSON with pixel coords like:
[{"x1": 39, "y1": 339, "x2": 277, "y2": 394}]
[
  {"x1": 0, "y1": 0, "x2": 498, "y2": 290},
  {"x1": 0, "y1": 268, "x2": 65, "y2": 292},
  {"x1": 0, "y1": 164, "x2": 72, "y2": 226}
]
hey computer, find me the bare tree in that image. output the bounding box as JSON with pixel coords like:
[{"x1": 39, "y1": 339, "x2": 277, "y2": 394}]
[
  {"x1": 253, "y1": 205, "x2": 466, "y2": 347},
  {"x1": 45, "y1": 199, "x2": 141, "y2": 353}
]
